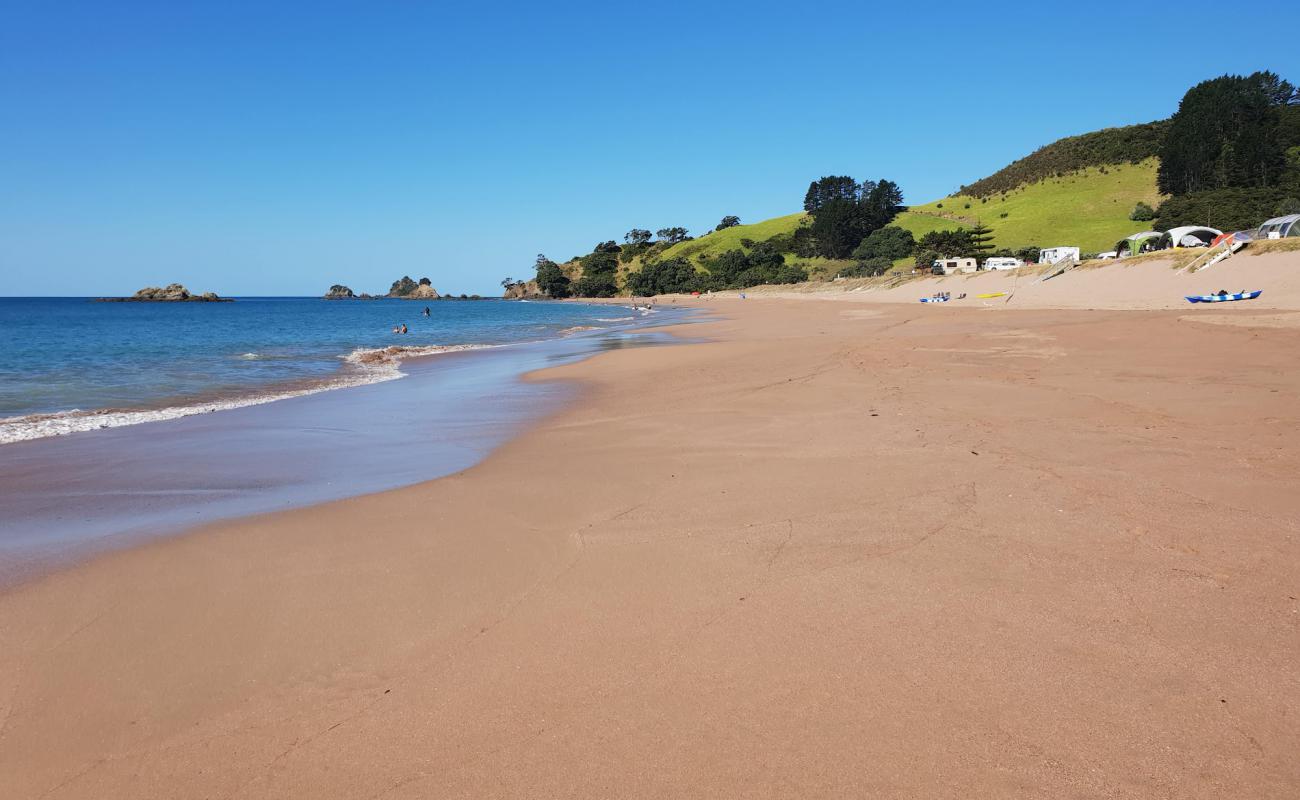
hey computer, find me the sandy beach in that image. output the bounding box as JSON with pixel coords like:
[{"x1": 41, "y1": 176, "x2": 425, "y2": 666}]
[{"x1": 3, "y1": 284, "x2": 1300, "y2": 797}]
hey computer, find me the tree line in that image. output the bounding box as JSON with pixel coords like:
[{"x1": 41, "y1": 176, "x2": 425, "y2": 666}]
[
  {"x1": 1153, "y1": 71, "x2": 1300, "y2": 230},
  {"x1": 531, "y1": 177, "x2": 904, "y2": 297}
]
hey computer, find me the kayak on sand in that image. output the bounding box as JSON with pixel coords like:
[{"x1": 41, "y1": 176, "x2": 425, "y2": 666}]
[{"x1": 1185, "y1": 290, "x2": 1261, "y2": 304}]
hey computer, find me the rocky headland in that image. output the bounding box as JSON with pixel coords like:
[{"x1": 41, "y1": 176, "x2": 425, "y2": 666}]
[{"x1": 502, "y1": 279, "x2": 544, "y2": 299}]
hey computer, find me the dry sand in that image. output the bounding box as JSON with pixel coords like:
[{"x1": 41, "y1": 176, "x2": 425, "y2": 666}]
[
  {"x1": 2, "y1": 290, "x2": 1300, "y2": 797},
  {"x1": 744, "y1": 245, "x2": 1300, "y2": 312}
]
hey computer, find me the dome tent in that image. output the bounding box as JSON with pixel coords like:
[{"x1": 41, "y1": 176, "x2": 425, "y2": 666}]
[
  {"x1": 1115, "y1": 231, "x2": 1163, "y2": 257},
  {"x1": 1256, "y1": 214, "x2": 1300, "y2": 238},
  {"x1": 1158, "y1": 226, "x2": 1220, "y2": 249}
]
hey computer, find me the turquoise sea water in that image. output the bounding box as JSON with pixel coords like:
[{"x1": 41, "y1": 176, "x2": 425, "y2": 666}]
[
  {"x1": 0, "y1": 297, "x2": 646, "y2": 441},
  {"x1": 0, "y1": 298, "x2": 689, "y2": 582}
]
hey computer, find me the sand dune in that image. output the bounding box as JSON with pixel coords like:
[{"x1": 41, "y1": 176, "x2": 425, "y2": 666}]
[{"x1": 747, "y1": 245, "x2": 1300, "y2": 311}]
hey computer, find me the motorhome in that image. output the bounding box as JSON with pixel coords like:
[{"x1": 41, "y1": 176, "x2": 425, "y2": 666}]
[
  {"x1": 931, "y1": 257, "x2": 978, "y2": 275},
  {"x1": 982, "y1": 257, "x2": 1021, "y2": 271},
  {"x1": 1039, "y1": 247, "x2": 1080, "y2": 265}
]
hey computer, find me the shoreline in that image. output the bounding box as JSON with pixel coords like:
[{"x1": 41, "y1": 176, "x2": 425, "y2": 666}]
[
  {"x1": 3, "y1": 296, "x2": 1298, "y2": 797},
  {"x1": 0, "y1": 302, "x2": 669, "y2": 446},
  {"x1": 0, "y1": 316, "x2": 695, "y2": 587}
]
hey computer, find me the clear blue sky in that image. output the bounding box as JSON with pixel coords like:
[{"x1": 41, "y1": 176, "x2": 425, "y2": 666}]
[{"x1": 2, "y1": 1, "x2": 1297, "y2": 296}]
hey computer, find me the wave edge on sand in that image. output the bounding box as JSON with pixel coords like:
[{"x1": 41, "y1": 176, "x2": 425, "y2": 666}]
[{"x1": 0, "y1": 343, "x2": 498, "y2": 445}]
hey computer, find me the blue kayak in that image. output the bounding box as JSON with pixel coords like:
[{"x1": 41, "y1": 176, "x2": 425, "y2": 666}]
[
  {"x1": 919, "y1": 297, "x2": 949, "y2": 303},
  {"x1": 1185, "y1": 290, "x2": 1261, "y2": 304}
]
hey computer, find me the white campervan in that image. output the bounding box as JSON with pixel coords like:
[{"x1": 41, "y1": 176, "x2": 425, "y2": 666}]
[
  {"x1": 1039, "y1": 247, "x2": 1080, "y2": 265},
  {"x1": 982, "y1": 257, "x2": 1022, "y2": 271}
]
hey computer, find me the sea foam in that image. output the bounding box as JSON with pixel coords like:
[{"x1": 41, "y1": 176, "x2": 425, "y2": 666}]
[{"x1": 0, "y1": 343, "x2": 496, "y2": 445}]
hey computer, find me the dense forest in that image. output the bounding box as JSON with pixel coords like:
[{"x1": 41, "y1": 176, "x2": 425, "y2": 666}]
[{"x1": 1153, "y1": 72, "x2": 1300, "y2": 228}]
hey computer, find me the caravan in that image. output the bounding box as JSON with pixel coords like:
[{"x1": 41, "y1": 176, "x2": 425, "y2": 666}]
[
  {"x1": 1039, "y1": 247, "x2": 1080, "y2": 265},
  {"x1": 982, "y1": 257, "x2": 1022, "y2": 271}
]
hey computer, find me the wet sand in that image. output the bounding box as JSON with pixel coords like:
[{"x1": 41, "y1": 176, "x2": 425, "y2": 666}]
[{"x1": 2, "y1": 299, "x2": 1299, "y2": 798}]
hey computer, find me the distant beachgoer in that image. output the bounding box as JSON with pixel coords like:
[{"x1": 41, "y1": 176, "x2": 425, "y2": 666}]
[
  {"x1": 1216, "y1": 289, "x2": 1228, "y2": 296},
  {"x1": 422, "y1": 306, "x2": 430, "y2": 316}
]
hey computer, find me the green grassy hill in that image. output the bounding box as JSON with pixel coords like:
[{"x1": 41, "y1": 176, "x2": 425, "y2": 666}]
[
  {"x1": 603, "y1": 123, "x2": 1168, "y2": 287},
  {"x1": 651, "y1": 158, "x2": 1162, "y2": 270},
  {"x1": 905, "y1": 158, "x2": 1165, "y2": 253},
  {"x1": 658, "y1": 212, "x2": 805, "y2": 262}
]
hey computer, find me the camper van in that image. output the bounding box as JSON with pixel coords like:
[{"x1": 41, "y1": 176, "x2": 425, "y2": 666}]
[
  {"x1": 1039, "y1": 247, "x2": 1080, "y2": 265},
  {"x1": 982, "y1": 257, "x2": 1021, "y2": 271},
  {"x1": 931, "y1": 257, "x2": 978, "y2": 275}
]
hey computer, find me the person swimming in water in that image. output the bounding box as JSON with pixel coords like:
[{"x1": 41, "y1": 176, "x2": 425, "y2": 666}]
[{"x1": 422, "y1": 307, "x2": 430, "y2": 316}]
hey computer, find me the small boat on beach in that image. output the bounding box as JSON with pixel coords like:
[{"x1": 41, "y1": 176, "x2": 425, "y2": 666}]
[
  {"x1": 1185, "y1": 290, "x2": 1262, "y2": 304},
  {"x1": 919, "y1": 297, "x2": 949, "y2": 303}
]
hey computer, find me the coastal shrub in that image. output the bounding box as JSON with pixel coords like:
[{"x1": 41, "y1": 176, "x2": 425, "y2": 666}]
[
  {"x1": 916, "y1": 229, "x2": 975, "y2": 259},
  {"x1": 851, "y1": 226, "x2": 914, "y2": 262},
  {"x1": 1129, "y1": 201, "x2": 1155, "y2": 221},
  {"x1": 700, "y1": 243, "x2": 804, "y2": 290},
  {"x1": 655, "y1": 227, "x2": 690, "y2": 244},
  {"x1": 1015, "y1": 246, "x2": 1041, "y2": 263},
  {"x1": 624, "y1": 228, "x2": 652, "y2": 246},
  {"x1": 838, "y1": 257, "x2": 893, "y2": 278},
  {"x1": 534, "y1": 255, "x2": 571, "y2": 298},
  {"x1": 625, "y1": 258, "x2": 700, "y2": 296},
  {"x1": 763, "y1": 232, "x2": 794, "y2": 253},
  {"x1": 1153, "y1": 186, "x2": 1295, "y2": 232},
  {"x1": 571, "y1": 274, "x2": 619, "y2": 297},
  {"x1": 1276, "y1": 196, "x2": 1300, "y2": 215}
]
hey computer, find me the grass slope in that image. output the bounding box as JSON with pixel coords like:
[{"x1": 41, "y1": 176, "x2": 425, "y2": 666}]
[
  {"x1": 620, "y1": 156, "x2": 1163, "y2": 286},
  {"x1": 659, "y1": 212, "x2": 806, "y2": 262},
  {"x1": 906, "y1": 159, "x2": 1165, "y2": 253}
]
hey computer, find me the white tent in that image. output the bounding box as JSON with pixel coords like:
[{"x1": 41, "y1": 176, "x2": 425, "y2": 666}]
[
  {"x1": 1160, "y1": 226, "x2": 1220, "y2": 248},
  {"x1": 1257, "y1": 214, "x2": 1300, "y2": 238}
]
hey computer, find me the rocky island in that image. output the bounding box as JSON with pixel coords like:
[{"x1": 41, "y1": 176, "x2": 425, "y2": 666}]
[
  {"x1": 96, "y1": 284, "x2": 231, "y2": 302},
  {"x1": 323, "y1": 284, "x2": 357, "y2": 299},
  {"x1": 387, "y1": 276, "x2": 440, "y2": 300}
]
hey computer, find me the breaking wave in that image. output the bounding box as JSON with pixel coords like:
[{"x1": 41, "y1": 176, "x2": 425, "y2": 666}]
[{"x1": 0, "y1": 343, "x2": 497, "y2": 445}]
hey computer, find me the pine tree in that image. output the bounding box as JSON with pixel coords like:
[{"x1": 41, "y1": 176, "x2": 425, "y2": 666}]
[{"x1": 968, "y1": 222, "x2": 995, "y2": 260}]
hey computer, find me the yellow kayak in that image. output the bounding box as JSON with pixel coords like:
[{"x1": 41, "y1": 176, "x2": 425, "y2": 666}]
[{"x1": 976, "y1": 292, "x2": 1007, "y2": 298}]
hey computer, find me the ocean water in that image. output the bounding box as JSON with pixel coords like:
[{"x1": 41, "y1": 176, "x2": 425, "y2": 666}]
[
  {"x1": 0, "y1": 296, "x2": 648, "y2": 443},
  {"x1": 0, "y1": 298, "x2": 691, "y2": 582}
]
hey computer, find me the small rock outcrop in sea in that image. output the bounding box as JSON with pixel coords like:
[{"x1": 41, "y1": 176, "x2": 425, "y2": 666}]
[
  {"x1": 502, "y1": 280, "x2": 543, "y2": 299},
  {"x1": 97, "y1": 284, "x2": 231, "y2": 302},
  {"x1": 324, "y1": 284, "x2": 356, "y2": 299},
  {"x1": 387, "y1": 276, "x2": 440, "y2": 299}
]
